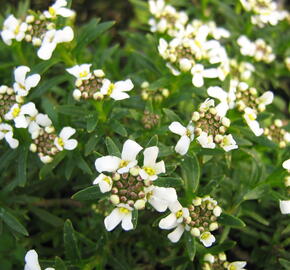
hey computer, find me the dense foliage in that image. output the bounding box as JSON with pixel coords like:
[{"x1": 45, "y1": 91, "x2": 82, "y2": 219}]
[{"x1": 0, "y1": 0, "x2": 289, "y2": 269}]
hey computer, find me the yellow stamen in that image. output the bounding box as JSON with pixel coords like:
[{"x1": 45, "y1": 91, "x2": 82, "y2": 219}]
[
  {"x1": 49, "y1": 7, "x2": 56, "y2": 16},
  {"x1": 107, "y1": 83, "x2": 115, "y2": 96},
  {"x1": 143, "y1": 167, "x2": 156, "y2": 176},
  {"x1": 200, "y1": 232, "x2": 210, "y2": 240},
  {"x1": 119, "y1": 160, "x2": 129, "y2": 168},
  {"x1": 103, "y1": 176, "x2": 111, "y2": 184},
  {"x1": 119, "y1": 207, "x2": 130, "y2": 214},
  {"x1": 12, "y1": 107, "x2": 20, "y2": 118},
  {"x1": 248, "y1": 113, "x2": 256, "y2": 121},
  {"x1": 57, "y1": 138, "x2": 64, "y2": 147},
  {"x1": 79, "y1": 70, "x2": 89, "y2": 78},
  {"x1": 229, "y1": 265, "x2": 237, "y2": 270},
  {"x1": 175, "y1": 210, "x2": 183, "y2": 218}
]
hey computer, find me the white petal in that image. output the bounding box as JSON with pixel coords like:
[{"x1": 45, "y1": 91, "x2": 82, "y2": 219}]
[
  {"x1": 98, "y1": 180, "x2": 112, "y2": 193},
  {"x1": 100, "y1": 79, "x2": 111, "y2": 95},
  {"x1": 37, "y1": 41, "x2": 56, "y2": 60},
  {"x1": 64, "y1": 139, "x2": 78, "y2": 150},
  {"x1": 104, "y1": 208, "x2": 122, "y2": 231},
  {"x1": 114, "y1": 79, "x2": 134, "y2": 92},
  {"x1": 207, "y1": 86, "x2": 228, "y2": 102},
  {"x1": 154, "y1": 160, "x2": 166, "y2": 174},
  {"x1": 59, "y1": 127, "x2": 76, "y2": 140},
  {"x1": 159, "y1": 213, "x2": 177, "y2": 229},
  {"x1": 25, "y1": 74, "x2": 41, "y2": 90},
  {"x1": 21, "y1": 102, "x2": 38, "y2": 116},
  {"x1": 36, "y1": 114, "x2": 52, "y2": 127},
  {"x1": 169, "y1": 200, "x2": 182, "y2": 212},
  {"x1": 25, "y1": 250, "x2": 41, "y2": 270},
  {"x1": 175, "y1": 135, "x2": 191, "y2": 155},
  {"x1": 143, "y1": 146, "x2": 158, "y2": 167},
  {"x1": 14, "y1": 115, "x2": 29, "y2": 128},
  {"x1": 282, "y1": 159, "x2": 290, "y2": 171},
  {"x1": 258, "y1": 91, "x2": 274, "y2": 105},
  {"x1": 280, "y1": 200, "x2": 290, "y2": 214},
  {"x1": 203, "y1": 68, "x2": 219, "y2": 78},
  {"x1": 169, "y1": 122, "x2": 186, "y2": 136},
  {"x1": 153, "y1": 187, "x2": 178, "y2": 203},
  {"x1": 95, "y1": 156, "x2": 121, "y2": 173},
  {"x1": 121, "y1": 139, "x2": 143, "y2": 162},
  {"x1": 215, "y1": 102, "x2": 229, "y2": 118},
  {"x1": 168, "y1": 225, "x2": 185, "y2": 243},
  {"x1": 54, "y1": 26, "x2": 74, "y2": 43},
  {"x1": 57, "y1": 7, "x2": 75, "y2": 18},
  {"x1": 149, "y1": 197, "x2": 168, "y2": 212},
  {"x1": 14, "y1": 66, "x2": 30, "y2": 84},
  {"x1": 192, "y1": 74, "x2": 204, "y2": 87},
  {"x1": 5, "y1": 132, "x2": 19, "y2": 149},
  {"x1": 110, "y1": 91, "x2": 130, "y2": 101},
  {"x1": 121, "y1": 212, "x2": 133, "y2": 231}
]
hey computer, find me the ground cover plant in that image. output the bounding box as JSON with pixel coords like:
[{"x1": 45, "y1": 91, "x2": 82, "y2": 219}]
[{"x1": 0, "y1": 0, "x2": 289, "y2": 269}]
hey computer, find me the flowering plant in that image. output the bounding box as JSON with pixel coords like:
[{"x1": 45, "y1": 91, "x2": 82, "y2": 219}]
[{"x1": 0, "y1": 0, "x2": 289, "y2": 269}]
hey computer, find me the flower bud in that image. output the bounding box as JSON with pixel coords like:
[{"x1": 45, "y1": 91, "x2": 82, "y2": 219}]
[
  {"x1": 222, "y1": 117, "x2": 230, "y2": 127},
  {"x1": 284, "y1": 176, "x2": 290, "y2": 187},
  {"x1": 213, "y1": 206, "x2": 222, "y2": 217},
  {"x1": 110, "y1": 195, "x2": 120, "y2": 205},
  {"x1": 218, "y1": 252, "x2": 227, "y2": 261},
  {"x1": 93, "y1": 69, "x2": 105, "y2": 77},
  {"x1": 75, "y1": 79, "x2": 83, "y2": 87},
  {"x1": 214, "y1": 134, "x2": 223, "y2": 143},
  {"x1": 30, "y1": 143, "x2": 37, "y2": 152},
  {"x1": 274, "y1": 119, "x2": 283, "y2": 127},
  {"x1": 192, "y1": 197, "x2": 202, "y2": 206},
  {"x1": 192, "y1": 111, "x2": 200, "y2": 121},
  {"x1": 113, "y1": 173, "x2": 120, "y2": 181},
  {"x1": 134, "y1": 199, "x2": 146, "y2": 209},
  {"x1": 204, "y1": 253, "x2": 214, "y2": 263},
  {"x1": 209, "y1": 222, "x2": 218, "y2": 231},
  {"x1": 162, "y1": 88, "x2": 169, "y2": 97},
  {"x1": 179, "y1": 58, "x2": 192, "y2": 72},
  {"x1": 130, "y1": 167, "x2": 140, "y2": 176},
  {"x1": 73, "y1": 89, "x2": 81, "y2": 101},
  {"x1": 93, "y1": 92, "x2": 104, "y2": 100},
  {"x1": 190, "y1": 227, "x2": 201, "y2": 237},
  {"x1": 209, "y1": 108, "x2": 217, "y2": 115}
]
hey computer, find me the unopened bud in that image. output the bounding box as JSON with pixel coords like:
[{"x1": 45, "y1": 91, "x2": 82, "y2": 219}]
[
  {"x1": 222, "y1": 117, "x2": 230, "y2": 127},
  {"x1": 110, "y1": 194, "x2": 120, "y2": 205},
  {"x1": 191, "y1": 227, "x2": 201, "y2": 237},
  {"x1": 192, "y1": 111, "x2": 200, "y2": 121},
  {"x1": 209, "y1": 222, "x2": 218, "y2": 231},
  {"x1": 93, "y1": 69, "x2": 105, "y2": 77}
]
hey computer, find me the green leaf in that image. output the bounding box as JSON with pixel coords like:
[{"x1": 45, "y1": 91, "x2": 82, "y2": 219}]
[
  {"x1": 55, "y1": 256, "x2": 67, "y2": 270},
  {"x1": 111, "y1": 120, "x2": 128, "y2": 137},
  {"x1": 0, "y1": 208, "x2": 28, "y2": 236},
  {"x1": 84, "y1": 134, "x2": 99, "y2": 156},
  {"x1": 76, "y1": 152, "x2": 93, "y2": 175},
  {"x1": 39, "y1": 152, "x2": 66, "y2": 180},
  {"x1": 146, "y1": 135, "x2": 158, "y2": 147},
  {"x1": 17, "y1": 145, "x2": 29, "y2": 187},
  {"x1": 63, "y1": 219, "x2": 81, "y2": 263},
  {"x1": 162, "y1": 108, "x2": 182, "y2": 122},
  {"x1": 74, "y1": 19, "x2": 115, "y2": 56},
  {"x1": 0, "y1": 149, "x2": 18, "y2": 172},
  {"x1": 185, "y1": 233, "x2": 196, "y2": 261},
  {"x1": 57, "y1": 105, "x2": 87, "y2": 117},
  {"x1": 105, "y1": 137, "x2": 120, "y2": 156},
  {"x1": 218, "y1": 213, "x2": 246, "y2": 228},
  {"x1": 181, "y1": 154, "x2": 200, "y2": 195},
  {"x1": 207, "y1": 240, "x2": 236, "y2": 254},
  {"x1": 154, "y1": 177, "x2": 183, "y2": 188},
  {"x1": 243, "y1": 184, "x2": 270, "y2": 200},
  {"x1": 86, "y1": 113, "x2": 98, "y2": 133},
  {"x1": 30, "y1": 207, "x2": 64, "y2": 227},
  {"x1": 132, "y1": 209, "x2": 138, "y2": 229},
  {"x1": 279, "y1": 258, "x2": 290, "y2": 269},
  {"x1": 72, "y1": 186, "x2": 107, "y2": 201}
]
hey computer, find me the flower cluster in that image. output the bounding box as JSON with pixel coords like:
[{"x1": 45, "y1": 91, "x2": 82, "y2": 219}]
[
  {"x1": 0, "y1": 66, "x2": 77, "y2": 163},
  {"x1": 151, "y1": 1, "x2": 230, "y2": 88},
  {"x1": 202, "y1": 252, "x2": 247, "y2": 270},
  {"x1": 169, "y1": 98, "x2": 238, "y2": 155},
  {"x1": 142, "y1": 110, "x2": 160, "y2": 129},
  {"x1": 263, "y1": 119, "x2": 290, "y2": 148},
  {"x1": 93, "y1": 139, "x2": 179, "y2": 231},
  {"x1": 159, "y1": 196, "x2": 222, "y2": 247},
  {"x1": 148, "y1": 0, "x2": 188, "y2": 36},
  {"x1": 240, "y1": 0, "x2": 289, "y2": 28},
  {"x1": 1, "y1": 0, "x2": 75, "y2": 60},
  {"x1": 66, "y1": 64, "x2": 134, "y2": 101},
  {"x1": 141, "y1": 81, "x2": 169, "y2": 102},
  {"x1": 237, "y1": 36, "x2": 275, "y2": 63}
]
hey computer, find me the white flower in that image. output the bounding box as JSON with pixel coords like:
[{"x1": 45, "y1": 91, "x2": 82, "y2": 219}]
[
  {"x1": 95, "y1": 139, "x2": 143, "y2": 174},
  {"x1": 279, "y1": 200, "x2": 290, "y2": 214},
  {"x1": 5, "y1": 102, "x2": 38, "y2": 128},
  {"x1": 104, "y1": 204, "x2": 133, "y2": 231},
  {"x1": 44, "y1": 0, "x2": 75, "y2": 19},
  {"x1": 256, "y1": 91, "x2": 274, "y2": 111},
  {"x1": 54, "y1": 126, "x2": 77, "y2": 151},
  {"x1": 282, "y1": 159, "x2": 290, "y2": 172},
  {"x1": 199, "y1": 98, "x2": 215, "y2": 112},
  {"x1": 24, "y1": 249, "x2": 55, "y2": 270},
  {"x1": 243, "y1": 107, "x2": 263, "y2": 136},
  {"x1": 13, "y1": 66, "x2": 41, "y2": 96},
  {"x1": 169, "y1": 121, "x2": 194, "y2": 155},
  {"x1": 207, "y1": 86, "x2": 236, "y2": 117},
  {"x1": 1, "y1": 15, "x2": 27, "y2": 45},
  {"x1": 197, "y1": 132, "x2": 216, "y2": 149},
  {"x1": 237, "y1": 35, "x2": 255, "y2": 57},
  {"x1": 191, "y1": 64, "x2": 219, "y2": 87},
  {"x1": 159, "y1": 201, "x2": 189, "y2": 243},
  {"x1": 0, "y1": 123, "x2": 19, "y2": 149},
  {"x1": 93, "y1": 173, "x2": 113, "y2": 193},
  {"x1": 66, "y1": 64, "x2": 92, "y2": 81},
  {"x1": 199, "y1": 231, "x2": 216, "y2": 247},
  {"x1": 145, "y1": 186, "x2": 178, "y2": 212},
  {"x1": 139, "y1": 146, "x2": 165, "y2": 181},
  {"x1": 220, "y1": 134, "x2": 238, "y2": 152},
  {"x1": 227, "y1": 261, "x2": 247, "y2": 270},
  {"x1": 100, "y1": 79, "x2": 134, "y2": 100},
  {"x1": 37, "y1": 26, "x2": 74, "y2": 60},
  {"x1": 28, "y1": 113, "x2": 52, "y2": 139}
]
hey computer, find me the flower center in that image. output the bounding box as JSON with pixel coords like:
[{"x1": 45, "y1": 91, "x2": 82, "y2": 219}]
[
  {"x1": 12, "y1": 107, "x2": 20, "y2": 118},
  {"x1": 79, "y1": 70, "x2": 89, "y2": 78},
  {"x1": 103, "y1": 176, "x2": 111, "y2": 185},
  {"x1": 229, "y1": 265, "x2": 237, "y2": 270},
  {"x1": 200, "y1": 232, "x2": 211, "y2": 240},
  {"x1": 248, "y1": 113, "x2": 256, "y2": 121},
  {"x1": 176, "y1": 210, "x2": 183, "y2": 218},
  {"x1": 107, "y1": 83, "x2": 115, "y2": 96},
  {"x1": 14, "y1": 24, "x2": 20, "y2": 35},
  {"x1": 57, "y1": 137, "x2": 64, "y2": 147},
  {"x1": 143, "y1": 167, "x2": 156, "y2": 176},
  {"x1": 49, "y1": 7, "x2": 56, "y2": 16},
  {"x1": 186, "y1": 128, "x2": 192, "y2": 137},
  {"x1": 119, "y1": 207, "x2": 130, "y2": 214},
  {"x1": 119, "y1": 160, "x2": 129, "y2": 168}
]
